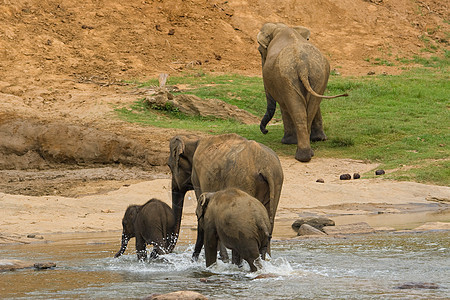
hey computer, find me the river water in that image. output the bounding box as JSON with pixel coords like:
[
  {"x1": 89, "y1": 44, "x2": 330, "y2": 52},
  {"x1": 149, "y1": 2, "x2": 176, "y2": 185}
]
[{"x1": 1, "y1": 222, "x2": 449, "y2": 300}]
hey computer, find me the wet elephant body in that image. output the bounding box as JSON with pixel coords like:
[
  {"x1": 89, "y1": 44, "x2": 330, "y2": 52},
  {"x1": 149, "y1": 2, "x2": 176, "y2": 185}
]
[
  {"x1": 115, "y1": 198, "x2": 175, "y2": 260},
  {"x1": 196, "y1": 188, "x2": 271, "y2": 272},
  {"x1": 168, "y1": 133, "x2": 283, "y2": 260}
]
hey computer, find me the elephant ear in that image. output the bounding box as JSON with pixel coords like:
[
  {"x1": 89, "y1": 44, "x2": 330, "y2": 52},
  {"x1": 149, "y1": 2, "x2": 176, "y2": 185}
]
[
  {"x1": 257, "y1": 23, "x2": 278, "y2": 49},
  {"x1": 196, "y1": 193, "x2": 211, "y2": 220},
  {"x1": 169, "y1": 136, "x2": 185, "y2": 171},
  {"x1": 123, "y1": 205, "x2": 140, "y2": 236},
  {"x1": 293, "y1": 26, "x2": 310, "y2": 40}
]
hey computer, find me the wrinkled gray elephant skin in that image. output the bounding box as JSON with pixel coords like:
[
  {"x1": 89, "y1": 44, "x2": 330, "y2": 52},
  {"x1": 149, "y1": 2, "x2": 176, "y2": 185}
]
[
  {"x1": 115, "y1": 198, "x2": 175, "y2": 260},
  {"x1": 167, "y1": 133, "x2": 283, "y2": 262},
  {"x1": 196, "y1": 188, "x2": 271, "y2": 272},
  {"x1": 257, "y1": 22, "x2": 348, "y2": 162}
]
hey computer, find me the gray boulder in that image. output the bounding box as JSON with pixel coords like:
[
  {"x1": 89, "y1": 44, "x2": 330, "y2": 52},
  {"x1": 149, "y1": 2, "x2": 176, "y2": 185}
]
[
  {"x1": 298, "y1": 224, "x2": 327, "y2": 236},
  {"x1": 0, "y1": 259, "x2": 56, "y2": 271},
  {"x1": 292, "y1": 217, "x2": 335, "y2": 232}
]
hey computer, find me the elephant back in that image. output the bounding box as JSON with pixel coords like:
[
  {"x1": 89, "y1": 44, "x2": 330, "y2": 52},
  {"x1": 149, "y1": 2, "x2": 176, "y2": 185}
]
[
  {"x1": 138, "y1": 199, "x2": 175, "y2": 240},
  {"x1": 192, "y1": 134, "x2": 283, "y2": 211}
]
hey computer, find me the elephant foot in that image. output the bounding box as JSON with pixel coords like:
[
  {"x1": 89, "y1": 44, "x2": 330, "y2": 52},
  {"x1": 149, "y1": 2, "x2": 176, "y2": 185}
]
[
  {"x1": 281, "y1": 135, "x2": 297, "y2": 145},
  {"x1": 310, "y1": 131, "x2": 327, "y2": 142},
  {"x1": 295, "y1": 148, "x2": 313, "y2": 162},
  {"x1": 192, "y1": 252, "x2": 200, "y2": 262},
  {"x1": 137, "y1": 250, "x2": 147, "y2": 261},
  {"x1": 150, "y1": 250, "x2": 159, "y2": 259}
]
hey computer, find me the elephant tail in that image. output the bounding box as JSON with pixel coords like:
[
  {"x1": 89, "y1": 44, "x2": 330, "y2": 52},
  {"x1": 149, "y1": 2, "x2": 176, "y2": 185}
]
[{"x1": 298, "y1": 72, "x2": 348, "y2": 99}]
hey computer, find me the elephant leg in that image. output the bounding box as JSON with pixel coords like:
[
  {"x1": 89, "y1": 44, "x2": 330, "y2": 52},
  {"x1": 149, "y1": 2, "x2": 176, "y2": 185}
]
[
  {"x1": 149, "y1": 236, "x2": 166, "y2": 259},
  {"x1": 260, "y1": 245, "x2": 268, "y2": 260},
  {"x1": 279, "y1": 103, "x2": 297, "y2": 144},
  {"x1": 231, "y1": 249, "x2": 242, "y2": 267},
  {"x1": 310, "y1": 106, "x2": 327, "y2": 142},
  {"x1": 218, "y1": 241, "x2": 229, "y2": 263},
  {"x1": 242, "y1": 244, "x2": 260, "y2": 272},
  {"x1": 204, "y1": 230, "x2": 218, "y2": 268},
  {"x1": 192, "y1": 226, "x2": 204, "y2": 261},
  {"x1": 305, "y1": 95, "x2": 322, "y2": 154},
  {"x1": 135, "y1": 235, "x2": 147, "y2": 261},
  {"x1": 280, "y1": 90, "x2": 312, "y2": 162}
]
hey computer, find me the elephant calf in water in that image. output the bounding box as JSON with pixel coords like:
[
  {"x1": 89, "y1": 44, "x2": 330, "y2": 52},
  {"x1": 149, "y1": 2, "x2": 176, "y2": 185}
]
[
  {"x1": 196, "y1": 188, "x2": 271, "y2": 272},
  {"x1": 115, "y1": 198, "x2": 176, "y2": 260}
]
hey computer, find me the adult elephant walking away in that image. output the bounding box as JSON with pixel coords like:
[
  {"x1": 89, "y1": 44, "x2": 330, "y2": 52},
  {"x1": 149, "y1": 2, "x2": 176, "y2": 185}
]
[
  {"x1": 167, "y1": 133, "x2": 283, "y2": 260},
  {"x1": 257, "y1": 22, "x2": 348, "y2": 162}
]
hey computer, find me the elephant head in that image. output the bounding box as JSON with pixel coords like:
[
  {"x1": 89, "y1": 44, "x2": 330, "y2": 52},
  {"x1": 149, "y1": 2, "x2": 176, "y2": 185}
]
[
  {"x1": 167, "y1": 135, "x2": 199, "y2": 243},
  {"x1": 114, "y1": 205, "x2": 139, "y2": 258},
  {"x1": 195, "y1": 192, "x2": 212, "y2": 227},
  {"x1": 257, "y1": 23, "x2": 310, "y2": 64}
]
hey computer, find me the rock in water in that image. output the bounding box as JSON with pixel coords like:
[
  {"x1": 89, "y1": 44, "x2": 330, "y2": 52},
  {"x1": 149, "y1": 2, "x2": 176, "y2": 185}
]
[
  {"x1": 396, "y1": 282, "x2": 439, "y2": 289},
  {"x1": 298, "y1": 224, "x2": 327, "y2": 236},
  {"x1": 143, "y1": 291, "x2": 208, "y2": 300},
  {"x1": 292, "y1": 217, "x2": 335, "y2": 232},
  {"x1": 34, "y1": 262, "x2": 56, "y2": 270}
]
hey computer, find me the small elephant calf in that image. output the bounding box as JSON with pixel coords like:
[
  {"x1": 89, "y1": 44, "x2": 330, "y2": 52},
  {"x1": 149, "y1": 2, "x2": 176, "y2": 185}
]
[
  {"x1": 115, "y1": 198, "x2": 176, "y2": 260},
  {"x1": 196, "y1": 188, "x2": 271, "y2": 272}
]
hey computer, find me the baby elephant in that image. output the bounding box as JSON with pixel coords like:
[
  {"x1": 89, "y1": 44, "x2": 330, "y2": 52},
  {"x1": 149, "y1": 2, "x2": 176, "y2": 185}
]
[
  {"x1": 196, "y1": 188, "x2": 271, "y2": 272},
  {"x1": 115, "y1": 198, "x2": 176, "y2": 260}
]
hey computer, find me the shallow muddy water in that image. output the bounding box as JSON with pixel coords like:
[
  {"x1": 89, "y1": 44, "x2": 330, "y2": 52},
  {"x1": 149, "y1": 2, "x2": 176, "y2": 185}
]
[{"x1": 1, "y1": 224, "x2": 449, "y2": 300}]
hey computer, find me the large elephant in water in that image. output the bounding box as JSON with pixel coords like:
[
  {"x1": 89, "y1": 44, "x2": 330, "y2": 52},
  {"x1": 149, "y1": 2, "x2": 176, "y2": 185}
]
[
  {"x1": 257, "y1": 22, "x2": 348, "y2": 162},
  {"x1": 167, "y1": 133, "x2": 283, "y2": 260}
]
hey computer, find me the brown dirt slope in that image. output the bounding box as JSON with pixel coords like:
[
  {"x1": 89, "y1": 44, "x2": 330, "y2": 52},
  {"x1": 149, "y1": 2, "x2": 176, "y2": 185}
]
[{"x1": 1, "y1": 0, "x2": 448, "y2": 82}]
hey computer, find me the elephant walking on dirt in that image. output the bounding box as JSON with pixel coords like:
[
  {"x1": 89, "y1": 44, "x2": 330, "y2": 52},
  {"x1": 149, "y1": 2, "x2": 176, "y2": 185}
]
[
  {"x1": 114, "y1": 199, "x2": 175, "y2": 260},
  {"x1": 196, "y1": 188, "x2": 271, "y2": 272},
  {"x1": 257, "y1": 22, "x2": 348, "y2": 162},
  {"x1": 167, "y1": 133, "x2": 283, "y2": 261}
]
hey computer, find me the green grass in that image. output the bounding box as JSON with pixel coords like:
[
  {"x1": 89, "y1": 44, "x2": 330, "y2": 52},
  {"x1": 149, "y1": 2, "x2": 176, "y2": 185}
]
[{"x1": 116, "y1": 56, "x2": 449, "y2": 186}]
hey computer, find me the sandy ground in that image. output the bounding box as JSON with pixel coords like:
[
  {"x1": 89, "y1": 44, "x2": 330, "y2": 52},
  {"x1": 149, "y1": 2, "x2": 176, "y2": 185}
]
[{"x1": 1, "y1": 157, "x2": 449, "y2": 245}]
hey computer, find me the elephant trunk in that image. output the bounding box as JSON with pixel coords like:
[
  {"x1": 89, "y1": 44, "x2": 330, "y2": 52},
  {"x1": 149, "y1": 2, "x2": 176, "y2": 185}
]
[
  {"x1": 171, "y1": 186, "x2": 186, "y2": 247},
  {"x1": 260, "y1": 93, "x2": 276, "y2": 134},
  {"x1": 114, "y1": 232, "x2": 130, "y2": 258}
]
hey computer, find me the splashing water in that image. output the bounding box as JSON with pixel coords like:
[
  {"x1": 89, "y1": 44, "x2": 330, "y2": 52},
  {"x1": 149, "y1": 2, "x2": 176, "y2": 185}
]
[{"x1": 1, "y1": 231, "x2": 448, "y2": 299}]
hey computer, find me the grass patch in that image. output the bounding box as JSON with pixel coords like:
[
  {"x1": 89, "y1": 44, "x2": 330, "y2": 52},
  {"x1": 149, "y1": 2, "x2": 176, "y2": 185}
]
[
  {"x1": 329, "y1": 137, "x2": 355, "y2": 148},
  {"x1": 116, "y1": 58, "x2": 449, "y2": 186}
]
